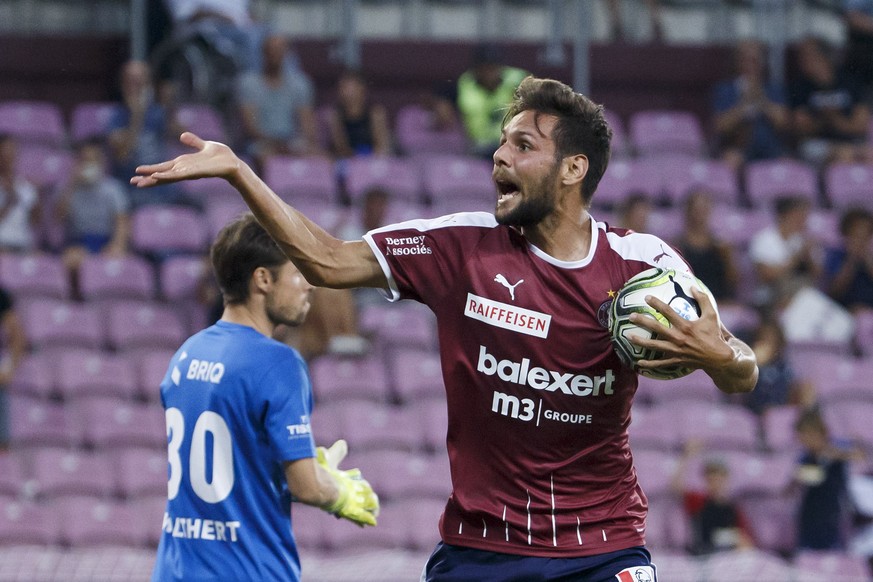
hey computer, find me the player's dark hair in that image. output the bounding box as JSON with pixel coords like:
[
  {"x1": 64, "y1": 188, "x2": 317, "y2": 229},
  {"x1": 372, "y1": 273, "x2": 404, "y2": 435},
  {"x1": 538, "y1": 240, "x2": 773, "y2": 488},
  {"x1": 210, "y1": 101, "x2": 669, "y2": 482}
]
[
  {"x1": 839, "y1": 206, "x2": 873, "y2": 237},
  {"x1": 504, "y1": 76, "x2": 612, "y2": 206},
  {"x1": 210, "y1": 213, "x2": 288, "y2": 305},
  {"x1": 773, "y1": 195, "x2": 809, "y2": 217},
  {"x1": 794, "y1": 407, "x2": 828, "y2": 435}
]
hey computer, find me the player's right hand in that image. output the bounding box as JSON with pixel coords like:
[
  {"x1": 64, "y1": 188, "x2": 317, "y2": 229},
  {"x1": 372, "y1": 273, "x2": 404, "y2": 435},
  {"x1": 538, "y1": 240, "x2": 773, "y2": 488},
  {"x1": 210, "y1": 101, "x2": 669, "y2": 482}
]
[{"x1": 318, "y1": 440, "x2": 380, "y2": 527}]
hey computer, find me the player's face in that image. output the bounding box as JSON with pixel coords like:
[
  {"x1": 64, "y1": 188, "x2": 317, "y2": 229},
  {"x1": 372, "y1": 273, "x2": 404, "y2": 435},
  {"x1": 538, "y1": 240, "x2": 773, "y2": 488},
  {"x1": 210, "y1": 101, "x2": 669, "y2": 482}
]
[
  {"x1": 492, "y1": 110, "x2": 562, "y2": 227},
  {"x1": 265, "y1": 262, "x2": 314, "y2": 327}
]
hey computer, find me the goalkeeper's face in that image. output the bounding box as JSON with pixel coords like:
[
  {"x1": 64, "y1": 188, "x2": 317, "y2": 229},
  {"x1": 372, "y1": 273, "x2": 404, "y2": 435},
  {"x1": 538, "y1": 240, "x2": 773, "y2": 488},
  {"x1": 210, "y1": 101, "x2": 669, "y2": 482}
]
[{"x1": 265, "y1": 261, "x2": 314, "y2": 327}]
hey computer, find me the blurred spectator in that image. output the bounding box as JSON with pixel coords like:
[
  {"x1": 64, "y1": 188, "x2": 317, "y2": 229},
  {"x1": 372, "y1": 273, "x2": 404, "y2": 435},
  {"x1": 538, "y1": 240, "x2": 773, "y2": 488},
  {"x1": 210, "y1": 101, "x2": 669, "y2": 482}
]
[
  {"x1": 741, "y1": 318, "x2": 816, "y2": 415},
  {"x1": 674, "y1": 188, "x2": 739, "y2": 303},
  {"x1": 235, "y1": 34, "x2": 321, "y2": 168},
  {"x1": 712, "y1": 39, "x2": 790, "y2": 171},
  {"x1": 327, "y1": 69, "x2": 392, "y2": 158},
  {"x1": 605, "y1": 0, "x2": 664, "y2": 43},
  {"x1": 748, "y1": 195, "x2": 822, "y2": 308},
  {"x1": 789, "y1": 37, "x2": 872, "y2": 167},
  {"x1": 0, "y1": 134, "x2": 40, "y2": 252},
  {"x1": 616, "y1": 192, "x2": 652, "y2": 233},
  {"x1": 671, "y1": 440, "x2": 755, "y2": 555},
  {"x1": 841, "y1": 0, "x2": 873, "y2": 105},
  {"x1": 55, "y1": 140, "x2": 130, "y2": 285},
  {"x1": 441, "y1": 43, "x2": 528, "y2": 158},
  {"x1": 793, "y1": 407, "x2": 863, "y2": 551},
  {"x1": 0, "y1": 286, "x2": 26, "y2": 452},
  {"x1": 107, "y1": 60, "x2": 191, "y2": 208},
  {"x1": 338, "y1": 187, "x2": 392, "y2": 309},
  {"x1": 823, "y1": 207, "x2": 873, "y2": 313}
]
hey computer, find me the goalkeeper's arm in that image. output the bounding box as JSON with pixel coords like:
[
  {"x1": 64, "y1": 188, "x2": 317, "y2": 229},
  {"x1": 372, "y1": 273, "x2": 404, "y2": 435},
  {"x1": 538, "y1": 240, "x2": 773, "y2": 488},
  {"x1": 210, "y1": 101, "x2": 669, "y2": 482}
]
[{"x1": 284, "y1": 441, "x2": 379, "y2": 527}]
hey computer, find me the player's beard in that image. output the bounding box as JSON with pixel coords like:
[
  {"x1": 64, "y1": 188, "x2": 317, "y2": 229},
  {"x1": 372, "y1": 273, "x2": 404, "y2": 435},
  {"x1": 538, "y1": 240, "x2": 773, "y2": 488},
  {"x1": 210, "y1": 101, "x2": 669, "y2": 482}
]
[
  {"x1": 495, "y1": 161, "x2": 560, "y2": 228},
  {"x1": 266, "y1": 294, "x2": 310, "y2": 328}
]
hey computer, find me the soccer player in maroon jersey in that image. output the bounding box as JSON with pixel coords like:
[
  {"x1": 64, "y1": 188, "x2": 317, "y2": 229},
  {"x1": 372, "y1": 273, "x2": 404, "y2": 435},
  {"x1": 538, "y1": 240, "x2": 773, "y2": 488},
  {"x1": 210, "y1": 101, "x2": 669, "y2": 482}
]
[{"x1": 132, "y1": 76, "x2": 758, "y2": 581}]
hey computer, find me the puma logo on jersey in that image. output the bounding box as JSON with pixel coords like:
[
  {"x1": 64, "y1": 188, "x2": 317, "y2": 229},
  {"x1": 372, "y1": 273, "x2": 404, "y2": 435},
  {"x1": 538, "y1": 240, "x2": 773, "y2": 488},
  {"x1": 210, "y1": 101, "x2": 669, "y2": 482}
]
[
  {"x1": 653, "y1": 244, "x2": 672, "y2": 263},
  {"x1": 494, "y1": 274, "x2": 524, "y2": 301}
]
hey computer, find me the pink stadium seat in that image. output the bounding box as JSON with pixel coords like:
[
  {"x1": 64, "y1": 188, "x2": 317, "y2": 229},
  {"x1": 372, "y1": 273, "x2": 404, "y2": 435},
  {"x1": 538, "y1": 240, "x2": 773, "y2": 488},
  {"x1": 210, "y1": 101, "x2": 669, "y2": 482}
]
[
  {"x1": 662, "y1": 158, "x2": 741, "y2": 206},
  {"x1": 0, "y1": 501, "x2": 59, "y2": 545},
  {"x1": 675, "y1": 402, "x2": 759, "y2": 451},
  {"x1": 359, "y1": 303, "x2": 437, "y2": 350},
  {"x1": 794, "y1": 550, "x2": 871, "y2": 579},
  {"x1": 855, "y1": 311, "x2": 873, "y2": 358},
  {"x1": 344, "y1": 157, "x2": 422, "y2": 204},
  {"x1": 647, "y1": 551, "x2": 697, "y2": 582},
  {"x1": 430, "y1": 195, "x2": 494, "y2": 216},
  {"x1": 263, "y1": 155, "x2": 338, "y2": 204},
  {"x1": 31, "y1": 449, "x2": 113, "y2": 499},
  {"x1": 381, "y1": 200, "x2": 435, "y2": 225},
  {"x1": 647, "y1": 207, "x2": 684, "y2": 242},
  {"x1": 627, "y1": 403, "x2": 683, "y2": 451},
  {"x1": 737, "y1": 497, "x2": 797, "y2": 554},
  {"x1": 421, "y1": 155, "x2": 494, "y2": 204},
  {"x1": 824, "y1": 163, "x2": 873, "y2": 211},
  {"x1": 159, "y1": 255, "x2": 206, "y2": 301},
  {"x1": 392, "y1": 498, "x2": 446, "y2": 551},
  {"x1": 628, "y1": 110, "x2": 705, "y2": 157},
  {"x1": 703, "y1": 549, "x2": 797, "y2": 580},
  {"x1": 603, "y1": 108, "x2": 627, "y2": 158},
  {"x1": 394, "y1": 104, "x2": 468, "y2": 156},
  {"x1": 679, "y1": 451, "x2": 795, "y2": 499},
  {"x1": 8, "y1": 396, "x2": 77, "y2": 449},
  {"x1": 337, "y1": 401, "x2": 424, "y2": 452},
  {"x1": 70, "y1": 101, "x2": 116, "y2": 141},
  {"x1": 59, "y1": 497, "x2": 145, "y2": 547},
  {"x1": 762, "y1": 405, "x2": 802, "y2": 452},
  {"x1": 106, "y1": 301, "x2": 186, "y2": 352},
  {"x1": 593, "y1": 158, "x2": 662, "y2": 209},
  {"x1": 808, "y1": 209, "x2": 841, "y2": 249},
  {"x1": 76, "y1": 397, "x2": 166, "y2": 450},
  {"x1": 387, "y1": 347, "x2": 444, "y2": 403},
  {"x1": 717, "y1": 303, "x2": 761, "y2": 337},
  {"x1": 790, "y1": 352, "x2": 873, "y2": 404},
  {"x1": 823, "y1": 400, "x2": 873, "y2": 448},
  {"x1": 56, "y1": 350, "x2": 139, "y2": 401},
  {"x1": 205, "y1": 200, "x2": 248, "y2": 239},
  {"x1": 715, "y1": 206, "x2": 773, "y2": 249},
  {"x1": 9, "y1": 352, "x2": 56, "y2": 399},
  {"x1": 131, "y1": 205, "x2": 208, "y2": 255},
  {"x1": 132, "y1": 494, "x2": 167, "y2": 547},
  {"x1": 633, "y1": 450, "x2": 679, "y2": 500},
  {"x1": 0, "y1": 101, "x2": 65, "y2": 145},
  {"x1": 0, "y1": 454, "x2": 25, "y2": 498},
  {"x1": 645, "y1": 498, "x2": 690, "y2": 552},
  {"x1": 176, "y1": 103, "x2": 226, "y2": 142},
  {"x1": 744, "y1": 159, "x2": 819, "y2": 208},
  {"x1": 308, "y1": 353, "x2": 390, "y2": 403},
  {"x1": 0, "y1": 252, "x2": 68, "y2": 300},
  {"x1": 78, "y1": 254, "x2": 155, "y2": 301},
  {"x1": 179, "y1": 176, "x2": 243, "y2": 207},
  {"x1": 640, "y1": 369, "x2": 719, "y2": 405},
  {"x1": 410, "y1": 396, "x2": 448, "y2": 453},
  {"x1": 348, "y1": 450, "x2": 451, "y2": 502},
  {"x1": 15, "y1": 144, "x2": 74, "y2": 189},
  {"x1": 114, "y1": 448, "x2": 169, "y2": 499},
  {"x1": 288, "y1": 199, "x2": 349, "y2": 236},
  {"x1": 135, "y1": 349, "x2": 174, "y2": 400},
  {"x1": 290, "y1": 502, "x2": 327, "y2": 550}
]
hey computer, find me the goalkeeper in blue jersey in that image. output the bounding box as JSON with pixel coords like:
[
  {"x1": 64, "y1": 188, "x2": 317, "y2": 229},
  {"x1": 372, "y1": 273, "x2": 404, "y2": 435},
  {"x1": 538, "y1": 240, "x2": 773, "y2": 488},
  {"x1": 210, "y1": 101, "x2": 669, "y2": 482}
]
[{"x1": 152, "y1": 213, "x2": 379, "y2": 582}]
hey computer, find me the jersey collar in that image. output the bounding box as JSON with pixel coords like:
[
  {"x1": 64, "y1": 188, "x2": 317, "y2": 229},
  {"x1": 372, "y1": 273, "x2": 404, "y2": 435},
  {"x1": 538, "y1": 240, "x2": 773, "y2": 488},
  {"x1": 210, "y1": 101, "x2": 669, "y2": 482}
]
[{"x1": 526, "y1": 213, "x2": 599, "y2": 269}]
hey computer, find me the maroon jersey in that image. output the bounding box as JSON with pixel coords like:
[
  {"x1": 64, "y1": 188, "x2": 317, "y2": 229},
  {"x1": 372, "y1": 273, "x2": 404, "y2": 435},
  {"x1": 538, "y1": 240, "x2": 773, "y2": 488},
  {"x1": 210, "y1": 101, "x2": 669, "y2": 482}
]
[{"x1": 364, "y1": 212, "x2": 692, "y2": 557}]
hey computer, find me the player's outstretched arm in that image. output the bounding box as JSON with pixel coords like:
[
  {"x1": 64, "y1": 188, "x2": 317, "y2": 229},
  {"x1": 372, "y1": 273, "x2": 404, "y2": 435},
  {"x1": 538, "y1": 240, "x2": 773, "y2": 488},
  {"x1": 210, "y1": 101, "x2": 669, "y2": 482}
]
[
  {"x1": 130, "y1": 133, "x2": 386, "y2": 290},
  {"x1": 629, "y1": 287, "x2": 758, "y2": 394},
  {"x1": 285, "y1": 440, "x2": 379, "y2": 527}
]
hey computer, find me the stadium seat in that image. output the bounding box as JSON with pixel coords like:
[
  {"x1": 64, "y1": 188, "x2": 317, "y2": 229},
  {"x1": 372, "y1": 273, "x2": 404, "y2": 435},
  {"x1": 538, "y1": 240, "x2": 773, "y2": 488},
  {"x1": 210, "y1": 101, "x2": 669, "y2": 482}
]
[
  {"x1": 348, "y1": 450, "x2": 451, "y2": 502},
  {"x1": 628, "y1": 110, "x2": 706, "y2": 158},
  {"x1": 76, "y1": 397, "x2": 166, "y2": 450},
  {"x1": 31, "y1": 449, "x2": 114, "y2": 499},
  {"x1": 640, "y1": 369, "x2": 719, "y2": 405},
  {"x1": 335, "y1": 401, "x2": 425, "y2": 452},
  {"x1": 823, "y1": 400, "x2": 873, "y2": 449},
  {"x1": 645, "y1": 498, "x2": 689, "y2": 552},
  {"x1": 78, "y1": 254, "x2": 156, "y2": 301},
  {"x1": 114, "y1": 448, "x2": 169, "y2": 500},
  {"x1": 674, "y1": 402, "x2": 759, "y2": 451},
  {"x1": 789, "y1": 352, "x2": 873, "y2": 404},
  {"x1": 344, "y1": 157, "x2": 422, "y2": 204},
  {"x1": 593, "y1": 158, "x2": 663, "y2": 210},
  {"x1": 179, "y1": 177, "x2": 244, "y2": 207},
  {"x1": 0, "y1": 454, "x2": 25, "y2": 498},
  {"x1": 106, "y1": 301, "x2": 186, "y2": 352},
  {"x1": 56, "y1": 350, "x2": 139, "y2": 401},
  {"x1": 205, "y1": 200, "x2": 248, "y2": 239},
  {"x1": 762, "y1": 405, "x2": 802, "y2": 452},
  {"x1": 0, "y1": 501, "x2": 59, "y2": 545},
  {"x1": 409, "y1": 396, "x2": 448, "y2": 454},
  {"x1": 8, "y1": 395, "x2": 78, "y2": 449},
  {"x1": 135, "y1": 349, "x2": 175, "y2": 401},
  {"x1": 289, "y1": 199, "x2": 349, "y2": 236},
  {"x1": 131, "y1": 205, "x2": 208, "y2": 256},
  {"x1": 716, "y1": 303, "x2": 761, "y2": 338},
  {"x1": 59, "y1": 497, "x2": 146, "y2": 547},
  {"x1": 794, "y1": 550, "x2": 871, "y2": 579},
  {"x1": 290, "y1": 502, "x2": 327, "y2": 550},
  {"x1": 701, "y1": 549, "x2": 797, "y2": 580},
  {"x1": 736, "y1": 498, "x2": 797, "y2": 554},
  {"x1": 263, "y1": 155, "x2": 338, "y2": 205},
  {"x1": 430, "y1": 194, "x2": 493, "y2": 216},
  {"x1": 855, "y1": 311, "x2": 873, "y2": 358},
  {"x1": 159, "y1": 254, "x2": 206, "y2": 302},
  {"x1": 421, "y1": 155, "x2": 494, "y2": 205},
  {"x1": 176, "y1": 103, "x2": 226, "y2": 142},
  {"x1": 381, "y1": 200, "x2": 435, "y2": 226},
  {"x1": 386, "y1": 347, "x2": 444, "y2": 403},
  {"x1": 646, "y1": 551, "x2": 698, "y2": 582},
  {"x1": 9, "y1": 352, "x2": 57, "y2": 399},
  {"x1": 0, "y1": 100, "x2": 66, "y2": 146},
  {"x1": 647, "y1": 207, "x2": 684, "y2": 243},
  {"x1": 394, "y1": 104, "x2": 468, "y2": 156},
  {"x1": 392, "y1": 498, "x2": 446, "y2": 551},
  {"x1": 602, "y1": 108, "x2": 627, "y2": 158},
  {"x1": 674, "y1": 450, "x2": 795, "y2": 498},
  {"x1": 661, "y1": 158, "x2": 741, "y2": 207},
  {"x1": 633, "y1": 449, "x2": 679, "y2": 499},
  {"x1": 15, "y1": 144, "x2": 74, "y2": 189},
  {"x1": 359, "y1": 303, "x2": 437, "y2": 351},
  {"x1": 808, "y1": 208, "x2": 841, "y2": 249},
  {"x1": 824, "y1": 163, "x2": 873, "y2": 211},
  {"x1": 134, "y1": 495, "x2": 168, "y2": 547},
  {"x1": 308, "y1": 353, "x2": 391, "y2": 403},
  {"x1": 744, "y1": 159, "x2": 819, "y2": 209},
  {"x1": 627, "y1": 404, "x2": 683, "y2": 451},
  {"x1": 0, "y1": 252, "x2": 68, "y2": 300},
  {"x1": 70, "y1": 101, "x2": 116, "y2": 142},
  {"x1": 715, "y1": 206, "x2": 773, "y2": 249}
]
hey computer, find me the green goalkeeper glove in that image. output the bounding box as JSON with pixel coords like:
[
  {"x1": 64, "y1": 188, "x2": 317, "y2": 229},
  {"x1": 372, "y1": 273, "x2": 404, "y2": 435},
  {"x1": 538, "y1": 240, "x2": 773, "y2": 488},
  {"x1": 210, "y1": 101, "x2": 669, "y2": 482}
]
[{"x1": 317, "y1": 439, "x2": 380, "y2": 527}]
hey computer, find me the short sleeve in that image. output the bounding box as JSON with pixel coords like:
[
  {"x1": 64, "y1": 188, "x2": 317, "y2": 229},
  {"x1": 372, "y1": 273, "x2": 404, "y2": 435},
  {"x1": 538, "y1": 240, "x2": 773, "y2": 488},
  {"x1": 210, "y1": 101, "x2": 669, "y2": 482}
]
[{"x1": 258, "y1": 353, "x2": 316, "y2": 463}]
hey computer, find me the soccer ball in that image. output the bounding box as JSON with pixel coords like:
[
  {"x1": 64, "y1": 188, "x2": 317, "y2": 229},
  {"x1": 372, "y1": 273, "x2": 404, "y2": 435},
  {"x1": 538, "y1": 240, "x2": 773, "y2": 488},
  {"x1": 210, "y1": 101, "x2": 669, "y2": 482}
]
[{"x1": 608, "y1": 267, "x2": 716, "y2": 380}]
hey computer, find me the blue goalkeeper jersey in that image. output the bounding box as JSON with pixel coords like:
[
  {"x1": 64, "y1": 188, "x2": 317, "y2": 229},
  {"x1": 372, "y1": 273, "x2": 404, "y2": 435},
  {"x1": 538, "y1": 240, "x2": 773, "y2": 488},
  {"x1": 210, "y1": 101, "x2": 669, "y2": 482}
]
[{"x1": 152, "y1": 320, "x2": 317, "y2": 582}]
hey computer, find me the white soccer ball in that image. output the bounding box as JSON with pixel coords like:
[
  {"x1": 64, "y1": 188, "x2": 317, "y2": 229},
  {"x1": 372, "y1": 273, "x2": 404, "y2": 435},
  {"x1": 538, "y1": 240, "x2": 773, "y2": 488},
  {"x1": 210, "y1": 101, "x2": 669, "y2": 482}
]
[{"x1": 608, "y1": 267, "x2": 716, "y2": 380}]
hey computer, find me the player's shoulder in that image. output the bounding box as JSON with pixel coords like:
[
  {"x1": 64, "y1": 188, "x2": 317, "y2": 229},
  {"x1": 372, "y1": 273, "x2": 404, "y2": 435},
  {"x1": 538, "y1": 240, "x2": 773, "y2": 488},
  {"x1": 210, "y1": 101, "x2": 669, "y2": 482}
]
[
  {"x1": 374, "y1": 211, "x2": 498, "y2": 234},
  {"x1": 596, "y1": 220, "x2": 688, "y2": 272}
]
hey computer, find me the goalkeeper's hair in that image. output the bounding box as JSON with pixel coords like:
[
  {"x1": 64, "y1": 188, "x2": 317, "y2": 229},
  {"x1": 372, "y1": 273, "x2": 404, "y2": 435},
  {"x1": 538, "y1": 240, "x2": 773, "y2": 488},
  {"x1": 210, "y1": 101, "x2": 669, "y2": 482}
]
[
  {"x1": 503, "y1": 76, "x2": 612, "y2": 206},
  {"x1": 210, "y1": 213, "x2": 287, "y2": 305}
]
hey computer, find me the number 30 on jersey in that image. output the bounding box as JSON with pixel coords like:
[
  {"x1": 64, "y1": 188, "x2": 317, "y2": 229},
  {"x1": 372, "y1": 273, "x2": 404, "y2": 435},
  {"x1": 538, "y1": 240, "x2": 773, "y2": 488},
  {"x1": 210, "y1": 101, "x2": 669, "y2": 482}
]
[{"x1": 166, "y1": 408, "x2": 235, "y2": 503}]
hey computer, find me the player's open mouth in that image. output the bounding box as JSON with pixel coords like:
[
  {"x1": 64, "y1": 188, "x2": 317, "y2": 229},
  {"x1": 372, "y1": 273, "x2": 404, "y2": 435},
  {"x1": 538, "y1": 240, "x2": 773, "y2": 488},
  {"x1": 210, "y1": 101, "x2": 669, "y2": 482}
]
[{"x1": 495, "y1": 178, "x2": 521, "y2": 203}]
